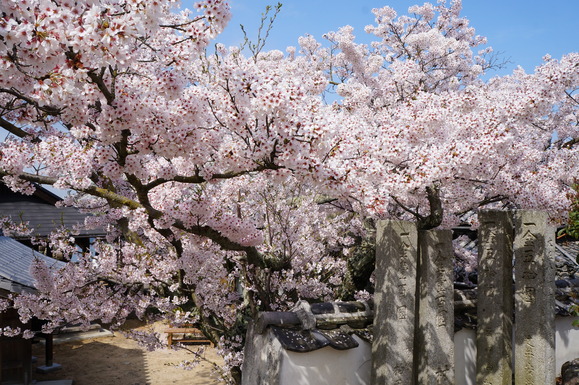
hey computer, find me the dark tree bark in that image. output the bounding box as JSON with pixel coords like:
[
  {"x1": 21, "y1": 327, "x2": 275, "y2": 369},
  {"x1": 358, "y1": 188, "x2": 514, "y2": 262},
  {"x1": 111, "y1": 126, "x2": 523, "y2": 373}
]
[
  {"x1": 338, "y1": 184, "x2": 443, "y2": 300},
  {"x1": 338, "y1": 234, "x2": 376, "y2": 301}
]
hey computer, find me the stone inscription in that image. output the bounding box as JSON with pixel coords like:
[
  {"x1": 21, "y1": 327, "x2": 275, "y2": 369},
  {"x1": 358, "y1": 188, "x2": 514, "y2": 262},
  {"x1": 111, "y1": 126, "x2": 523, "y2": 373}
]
[
  {"x1": 433, "y1": 245, "x2": 449, "y2": 328},
  {"x1": 524, "y1": 337, "x2": 536, "y2": 382},
  {"x1": 476, "y1": 211, "x2": 513, "y2": 385},
  {"x1": 514, "y1": 211, "x2": 555, "y2": 385},
  {"x1": 417, "y1": 230, "x2": 454, "y2": 385},
  {"x1": 396, "y1": 232, "x2": 412, "y2": 320},
  {"x1": 372, "y1": 221, "x2": 417, "y2": 385}
]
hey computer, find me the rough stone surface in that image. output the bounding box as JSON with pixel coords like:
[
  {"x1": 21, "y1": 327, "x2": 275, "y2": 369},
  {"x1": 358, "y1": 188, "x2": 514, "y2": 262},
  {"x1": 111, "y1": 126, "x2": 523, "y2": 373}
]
[
  {"x1": 372, "y1": 220, "x2": 417, "y2": 385},
  {"x1": 416, "y1": 229, "x2": 454, "y2": 385},
  {"x1": 241, "y1": 322, "x2": 283, "y2": 385},
  {"x1": 476, "y1": 210, "x2": 514, "y2": 385},
  {"x1": 514, "y1": 210, "x2": 556, "y2": 385}
]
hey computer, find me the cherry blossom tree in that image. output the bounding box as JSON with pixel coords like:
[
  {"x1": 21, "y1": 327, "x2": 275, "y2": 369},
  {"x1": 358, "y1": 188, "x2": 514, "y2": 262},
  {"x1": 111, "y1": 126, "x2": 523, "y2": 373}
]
[
  {"x1": 288, "y1": 0, "x2": 578, "y2": 296},
  {"x1": 1, "y1": 0, "x2": 577, "y2": 382},
  {"x1": 318, "y1": 2, "x2": 578, "y2": 226},
  {"x1": 0, "y1": 1, "x2": 354, "y2": 381}
]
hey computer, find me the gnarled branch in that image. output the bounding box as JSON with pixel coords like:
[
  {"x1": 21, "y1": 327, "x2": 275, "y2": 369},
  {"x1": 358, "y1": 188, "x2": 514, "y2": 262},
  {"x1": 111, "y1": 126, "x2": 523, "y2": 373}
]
[{"x1": 0, "y1": 117, "x2": 31, "y2": 139}]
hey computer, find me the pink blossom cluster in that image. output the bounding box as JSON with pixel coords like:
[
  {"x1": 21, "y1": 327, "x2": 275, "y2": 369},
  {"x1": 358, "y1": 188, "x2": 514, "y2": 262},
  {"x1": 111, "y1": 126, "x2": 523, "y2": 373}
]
[
  {"x1": 453, "y1": 235, "x2": 478, "y2": 275},
  {"x1": 122, "y1": 328, "x2": 164, "y2": 352},
  {"x1": 0, "y1": 0, "x2": 577, "y2": 381},
  {"x1": 0, "y1": 216, "x2": 33, "y2": 237},
  {"x1": 311, "y1": 10, "x2": 579, "y2": 225}
]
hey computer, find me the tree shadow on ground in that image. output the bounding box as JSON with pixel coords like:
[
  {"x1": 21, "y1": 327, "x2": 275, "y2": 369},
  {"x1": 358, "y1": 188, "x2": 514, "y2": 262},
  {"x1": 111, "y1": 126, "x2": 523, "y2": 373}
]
[{"x1": 32, "y1": 340, "x2": 149, "y2": 385}]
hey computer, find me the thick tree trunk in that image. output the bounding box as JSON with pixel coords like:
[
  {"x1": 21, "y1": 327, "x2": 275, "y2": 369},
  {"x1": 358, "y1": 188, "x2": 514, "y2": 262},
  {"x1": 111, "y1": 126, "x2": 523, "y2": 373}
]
[
  {"x1": 417, "y1": 185, "x2": 443, "y2": 230},
  {"x1": 339, "y1": 185, "x2": 443, "y2": 300},
  {"x1": 339, "y1": 236, "x2": 376, "y2": 300}
]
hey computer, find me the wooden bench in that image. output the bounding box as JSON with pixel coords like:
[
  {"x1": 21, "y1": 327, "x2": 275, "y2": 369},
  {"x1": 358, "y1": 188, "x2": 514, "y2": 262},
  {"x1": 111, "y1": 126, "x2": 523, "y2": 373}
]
[{"x1": 164, "y1": 327, "x2": 213, "y2": 347}]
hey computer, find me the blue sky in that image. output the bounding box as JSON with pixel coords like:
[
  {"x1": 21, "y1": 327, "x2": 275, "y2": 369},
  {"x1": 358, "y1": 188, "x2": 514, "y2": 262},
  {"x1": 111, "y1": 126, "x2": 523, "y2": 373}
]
[
  {"x1": 5, "y1": 0, "x2": 577, "y2": 198},
  {"x1": 196, "y1": 0, "x2": 579, "y2": 77}
]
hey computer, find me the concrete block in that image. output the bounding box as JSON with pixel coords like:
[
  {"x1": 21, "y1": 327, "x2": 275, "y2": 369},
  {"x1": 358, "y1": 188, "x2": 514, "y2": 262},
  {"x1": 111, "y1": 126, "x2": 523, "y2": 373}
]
[{"x1": 36, "y1": 363, "x2": 62, "y2": 373}]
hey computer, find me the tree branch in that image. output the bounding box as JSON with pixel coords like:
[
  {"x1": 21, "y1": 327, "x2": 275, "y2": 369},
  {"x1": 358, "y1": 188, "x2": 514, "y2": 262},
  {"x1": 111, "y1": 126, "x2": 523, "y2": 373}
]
[
  {"x1": 454, "y1": 194, "x2": 507, "y2": 217},
  {"x1": 1, "y1": 169, "x2": 274, "y2": 269},
  {"x1": 391, "y1": 184, "x2": 443, "y2": 230},
  {"x1": 0, "y1": 88, "x2": 62, "y2": 116},
  {"x1": 87, "y1": 68, "x2": 115, "y2": 105},
  {"x1": 145, "y1": 163, "x2": 282, "y2": 190},
  {"x1": 390, "y1": 194, "x2": 423, "y2": 220},
  {"x1": 0, "y1": 117, "x2": 31, "y2": 139},
  {"x1": 0, "y1": 170, "x2": 144, "y2": 210}
]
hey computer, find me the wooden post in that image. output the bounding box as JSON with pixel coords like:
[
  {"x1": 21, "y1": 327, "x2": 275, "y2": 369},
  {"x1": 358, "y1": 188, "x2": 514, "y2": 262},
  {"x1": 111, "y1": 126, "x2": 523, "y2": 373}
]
[{"x1": 45, "y1": 334, "x2": 53, "y2": 367}]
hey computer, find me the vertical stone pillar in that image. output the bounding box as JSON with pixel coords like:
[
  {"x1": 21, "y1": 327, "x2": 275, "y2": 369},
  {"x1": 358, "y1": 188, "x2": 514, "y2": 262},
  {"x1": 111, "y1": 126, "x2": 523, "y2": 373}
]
[
  {"x1": 476, "y1": 210, "x2": 514, "y2": 385},
  {"x1": 513, "y1": 211, "x2": 556, "y2": 385},
  {"x1": 372, "y1": 220, "x2": 417, "y2": 385},
  {"x1": 416, "y1": 230, "x2": 455, "y2": 385},
  {"x1": 241, "y1": 321, "x2": 283, "y2": 385}
]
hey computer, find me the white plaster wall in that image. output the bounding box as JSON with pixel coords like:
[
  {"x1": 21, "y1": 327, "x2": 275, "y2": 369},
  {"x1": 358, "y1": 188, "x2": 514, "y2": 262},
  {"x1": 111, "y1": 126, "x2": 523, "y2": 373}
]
[
  {"x1": 455, "y1": 328, "x2": 477, "y2": 385},
  {"x1": 279, "y1": 335, "x2": 371, "y2": 385},
  {"x1": 277, "y1": 317, "x2": 578, "y2": 385},
  {"x1": 454, "y1": 316, "x2": 579, "y2": 385},
  {"x1": 555, "y1": 317, "x2": 579, "y2": 374}
]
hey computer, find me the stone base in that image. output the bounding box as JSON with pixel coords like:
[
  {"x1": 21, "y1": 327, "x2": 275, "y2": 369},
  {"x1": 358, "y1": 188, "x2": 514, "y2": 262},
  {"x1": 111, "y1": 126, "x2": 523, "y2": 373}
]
[
  {"x1": 35, "y1": 381, "x2": 73, "y2": 385},
  {"x1": 53, "y1": 328, "x2": 114, "y2": 344},
  {"x1": 36, "y1": 363, "x2": 62, "y2": 373}
]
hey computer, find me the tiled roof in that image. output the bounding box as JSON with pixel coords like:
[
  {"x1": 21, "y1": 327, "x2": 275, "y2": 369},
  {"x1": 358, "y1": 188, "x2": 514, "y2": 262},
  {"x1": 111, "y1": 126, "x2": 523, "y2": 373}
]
[
  {"x1": 271, "y1": 326, "x2": 364, "y2": 352},
  {"x1": 0, "y1": 182, "x2": 104, "y2": 238},
  {"x1": 256, "y1": 300, "x2": 373, "y2": 352},
  {"x1": 259, "y1": 240, "x2": 579, "y2": 352},
  {"x1": 0, "y1": 236, "x2": 65, "y2": 293}
]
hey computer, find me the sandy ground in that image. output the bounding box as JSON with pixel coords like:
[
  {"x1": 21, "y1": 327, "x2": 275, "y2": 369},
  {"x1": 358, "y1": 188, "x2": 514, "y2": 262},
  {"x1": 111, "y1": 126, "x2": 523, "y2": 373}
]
[{"x1": 31, "y1": 321, "x2": 225, "y2": 385}]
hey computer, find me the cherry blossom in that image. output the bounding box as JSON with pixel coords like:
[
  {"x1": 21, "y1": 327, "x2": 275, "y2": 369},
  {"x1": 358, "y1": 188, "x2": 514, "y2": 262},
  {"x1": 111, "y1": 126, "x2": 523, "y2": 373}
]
[{"x1": 0, "y1": 0, "x2": 577, "y2": 382}]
